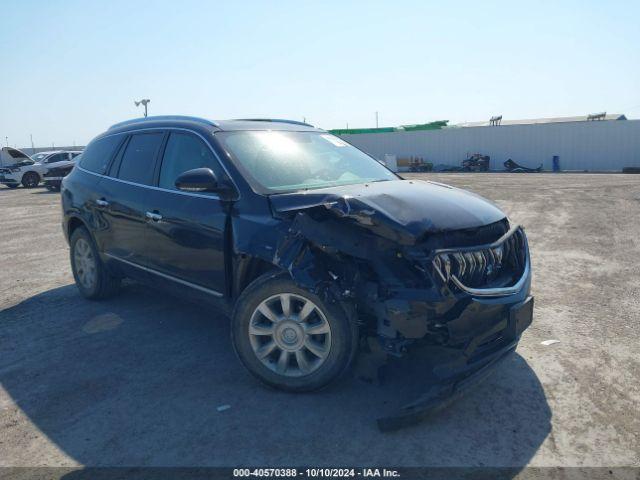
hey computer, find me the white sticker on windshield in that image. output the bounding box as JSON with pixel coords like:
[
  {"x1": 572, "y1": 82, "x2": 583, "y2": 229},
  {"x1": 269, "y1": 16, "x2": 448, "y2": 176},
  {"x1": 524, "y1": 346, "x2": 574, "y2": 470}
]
[{"x1": 320, "y1": 134, "x2": 348, "y2": 147}]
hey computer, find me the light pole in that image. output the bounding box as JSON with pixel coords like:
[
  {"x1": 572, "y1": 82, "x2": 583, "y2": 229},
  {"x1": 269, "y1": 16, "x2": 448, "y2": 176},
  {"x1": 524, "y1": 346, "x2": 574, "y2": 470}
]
[
  {"x1": 30, "y1": 134, "x2": 35, "y2": 153},
  {"x1": 5, "y1": 136, "x2": 8, "y2": 147},
  {"x1": 375, "y1": 111, "x2": 379, "y2": 128},
  {"x1": 135, "y1": 99, "x2": 151, "y2": 117}
]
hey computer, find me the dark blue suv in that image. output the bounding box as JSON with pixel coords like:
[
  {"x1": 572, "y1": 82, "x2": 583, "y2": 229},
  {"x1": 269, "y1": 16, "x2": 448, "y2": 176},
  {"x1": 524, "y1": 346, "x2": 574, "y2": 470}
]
[{"x1": 62, "y1": 116, "x2": 532, "y2": 427}]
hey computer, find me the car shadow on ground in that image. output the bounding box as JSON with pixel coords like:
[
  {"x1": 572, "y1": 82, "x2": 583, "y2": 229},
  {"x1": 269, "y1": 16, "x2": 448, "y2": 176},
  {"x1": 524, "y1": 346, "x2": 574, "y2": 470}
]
[
  {"x1": 33, "y1": 188, "x2": 58, "y2": 194},
  {"x1": 0, "y1": 282, "x2": 551, "y2": 468}
]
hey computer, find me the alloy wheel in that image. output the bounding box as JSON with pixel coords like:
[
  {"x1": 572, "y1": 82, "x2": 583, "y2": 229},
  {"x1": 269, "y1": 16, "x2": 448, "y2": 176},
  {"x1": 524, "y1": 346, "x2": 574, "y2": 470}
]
[
  {"x1": 74, "y1": 238, "x2": 97, "y2": 290},
  {"x1": 248, "y1": 293, "x2": 332, "y2": 377}
]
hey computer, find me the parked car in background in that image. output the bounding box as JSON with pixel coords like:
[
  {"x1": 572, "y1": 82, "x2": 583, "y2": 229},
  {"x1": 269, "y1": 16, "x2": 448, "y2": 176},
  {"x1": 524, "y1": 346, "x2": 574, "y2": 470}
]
[
  {"x1": 0, "y1": 150, "x2": 82, "y2": 188},
  {"x1": 31, "y1": 150, "x2": 82, "y2": 164},
  {"x1": 0, "y1": 151, "x2": 41, "y2": 189},
  {"x1": 0, "y1": 147, "x2": 32, "y2": 168},
  {"x1": 43, "y1": 154, "x2": 81, "y2": 190}
]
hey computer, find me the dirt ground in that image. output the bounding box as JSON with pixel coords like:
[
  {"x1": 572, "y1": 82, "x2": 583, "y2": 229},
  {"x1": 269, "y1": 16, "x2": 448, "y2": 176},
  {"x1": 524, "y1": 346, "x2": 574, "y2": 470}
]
[{"x1": 0, "y1": 173, "x2": 639, "y2": 469}]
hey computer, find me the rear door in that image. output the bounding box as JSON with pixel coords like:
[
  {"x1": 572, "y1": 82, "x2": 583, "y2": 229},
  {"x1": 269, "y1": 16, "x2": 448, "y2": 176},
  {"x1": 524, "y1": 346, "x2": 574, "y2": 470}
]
[
  {"x1": 142, "y1": 130, "x2": 228, "y2": 295},
  {"x1": 97, "y1": 131, "x2": 166, "y2": 271}
]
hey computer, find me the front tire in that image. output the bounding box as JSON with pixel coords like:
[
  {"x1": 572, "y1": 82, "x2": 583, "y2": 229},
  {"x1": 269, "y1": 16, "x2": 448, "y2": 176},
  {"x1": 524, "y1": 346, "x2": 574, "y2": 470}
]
[
  {"x1": 21, "y1": 172, "x2": 40, "y2": 188},
  {"x1": 70, "y1": 227, "x2": 120, "y2": 300},
  {"x1": 232, "y1": 272, "x2": 358, "y2": 392}
]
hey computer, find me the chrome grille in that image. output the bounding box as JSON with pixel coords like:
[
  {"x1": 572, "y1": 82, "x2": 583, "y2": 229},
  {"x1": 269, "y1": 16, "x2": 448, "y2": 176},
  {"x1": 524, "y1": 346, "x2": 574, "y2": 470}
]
[{"x1": 433, "y1": 226, "x2": 527, "y2": 291}]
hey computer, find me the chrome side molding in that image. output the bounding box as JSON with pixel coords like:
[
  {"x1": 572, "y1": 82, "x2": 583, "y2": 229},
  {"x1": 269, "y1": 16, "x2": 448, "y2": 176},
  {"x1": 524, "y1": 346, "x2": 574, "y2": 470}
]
[{"x1": 104, "y1": 253, "x2": 223, "y2": 298}]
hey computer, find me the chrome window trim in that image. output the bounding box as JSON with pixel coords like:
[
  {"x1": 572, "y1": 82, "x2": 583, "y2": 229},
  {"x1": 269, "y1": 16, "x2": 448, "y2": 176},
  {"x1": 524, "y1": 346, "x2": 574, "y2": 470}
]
[
  {"x1": 80, "y1": 126, "x2": 241, "y2": 200},
  {"x1": 77, "y1": 164, "x2": 226, "y2": 201},
  {"x1": 105, "y1": 253, "x2": 224, "y2": 298}
]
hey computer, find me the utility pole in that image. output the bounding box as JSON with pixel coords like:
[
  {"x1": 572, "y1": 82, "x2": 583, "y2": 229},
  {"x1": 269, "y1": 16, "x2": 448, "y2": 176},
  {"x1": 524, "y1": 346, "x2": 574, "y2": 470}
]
[
  {"x1": 375, "y1": 111, "x2": 379, "y2": 128},
  {"x1": 5, "y1": 136, "x2": 8, "y2": 147},
  {"x1": 135, "y1": 99, "x2": 151, "y2": 117},
  {"x1": 30, "y1": 134, "x2": 35, "y2": 153}
]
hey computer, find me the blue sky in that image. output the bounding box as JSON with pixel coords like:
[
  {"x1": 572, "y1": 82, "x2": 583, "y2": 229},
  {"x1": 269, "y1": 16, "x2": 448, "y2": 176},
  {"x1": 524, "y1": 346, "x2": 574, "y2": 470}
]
[{"x1": 1, "y1": 0, "x2": 639, "y2": 147}]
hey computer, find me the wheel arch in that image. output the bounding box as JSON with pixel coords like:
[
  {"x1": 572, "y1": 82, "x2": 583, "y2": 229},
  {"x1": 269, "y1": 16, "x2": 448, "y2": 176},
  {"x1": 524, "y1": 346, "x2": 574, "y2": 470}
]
[
  {"x1": 66, "y1": 215, "x2": 89, "y2": 242},
  {"x1": 24, "y1": 170, "x2": 41, "y2": 180},
  {"x1": 232, "y1": 254, "x2": 285, "y2": 299}
]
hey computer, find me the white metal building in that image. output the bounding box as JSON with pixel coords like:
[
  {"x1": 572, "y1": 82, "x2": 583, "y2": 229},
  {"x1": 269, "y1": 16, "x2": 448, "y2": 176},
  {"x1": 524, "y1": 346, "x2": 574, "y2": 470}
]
[{"x1": 338, "y1": 117, "x2": 640, "y2": 172}]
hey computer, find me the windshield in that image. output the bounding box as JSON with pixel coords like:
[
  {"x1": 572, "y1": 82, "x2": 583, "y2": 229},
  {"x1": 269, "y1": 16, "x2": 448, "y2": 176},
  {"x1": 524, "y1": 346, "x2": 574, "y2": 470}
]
[
  {"x1": 31, "y1": 153, "x2": 48, "y2": 162},
  {"x1": 216, "y1": 131, "x2": 397, "y2": 193}
]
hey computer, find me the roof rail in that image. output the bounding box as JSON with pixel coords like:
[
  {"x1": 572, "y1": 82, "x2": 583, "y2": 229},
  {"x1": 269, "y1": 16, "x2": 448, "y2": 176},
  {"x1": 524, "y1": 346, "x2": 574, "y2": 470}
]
[
  {"x1": 233, "y1": 118, "x2": 314, "y2": 127},
  {"x1": 108, "y1": 115, "x2": 220, "y2": 130}
]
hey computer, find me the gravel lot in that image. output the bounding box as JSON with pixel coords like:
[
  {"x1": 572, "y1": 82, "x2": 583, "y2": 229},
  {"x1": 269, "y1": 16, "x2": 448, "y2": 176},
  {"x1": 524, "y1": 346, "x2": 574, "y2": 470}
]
[{"x1": 0, "y1": 173, "x2": 639, "y2": 468}]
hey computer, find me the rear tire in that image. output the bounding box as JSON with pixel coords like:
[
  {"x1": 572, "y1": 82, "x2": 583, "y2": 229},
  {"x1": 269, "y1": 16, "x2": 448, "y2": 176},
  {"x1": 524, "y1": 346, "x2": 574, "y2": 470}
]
[
  {"x1": 21, "y1": 172, "x2": 40, "y2": 188},
  {"x1": 232, "y1": 272, "x2": 358, "y2": 392},
  {"x1": 70, "y1": 227, "x2": 120, "y2": 300}
]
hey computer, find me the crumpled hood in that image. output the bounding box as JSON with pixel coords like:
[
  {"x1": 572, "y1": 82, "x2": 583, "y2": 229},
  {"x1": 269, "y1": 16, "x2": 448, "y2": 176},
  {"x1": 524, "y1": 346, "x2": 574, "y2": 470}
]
[{"x1": 269, "y1": 179, "x2": 506, "y2": 245}]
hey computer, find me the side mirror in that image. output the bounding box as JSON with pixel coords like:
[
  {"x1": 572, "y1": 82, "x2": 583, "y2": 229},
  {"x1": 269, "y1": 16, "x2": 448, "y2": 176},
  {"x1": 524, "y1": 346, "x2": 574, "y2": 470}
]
[{"x1": 175, "y1": 168, "x2": 219, "y2": 192}]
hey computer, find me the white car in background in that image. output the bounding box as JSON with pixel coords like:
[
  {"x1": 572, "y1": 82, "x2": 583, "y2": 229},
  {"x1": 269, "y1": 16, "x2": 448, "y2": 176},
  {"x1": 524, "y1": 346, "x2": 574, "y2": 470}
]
[
  {"x1": 0, "y1": 150, "x2": 82, "y2": 188},
  {"x1": 0, "y1": 147, "x2": 32, "y2": 168}
]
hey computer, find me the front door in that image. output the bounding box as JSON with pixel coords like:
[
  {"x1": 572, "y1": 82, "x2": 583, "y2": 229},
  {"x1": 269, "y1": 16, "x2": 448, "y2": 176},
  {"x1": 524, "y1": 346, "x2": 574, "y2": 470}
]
[{"x1": 143, "y1": 131, "x2": 228, "y2": 295}]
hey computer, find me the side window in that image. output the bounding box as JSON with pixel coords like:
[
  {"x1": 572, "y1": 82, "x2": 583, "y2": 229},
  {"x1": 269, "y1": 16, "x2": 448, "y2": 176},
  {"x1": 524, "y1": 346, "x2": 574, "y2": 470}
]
[
  {"x1": 47, "y1": 153, "x2": 64, "y2": 163},
  {"x1": 80, "y1": 136, "x2": 122, "y2": 174},
  {"x1": 117, "y1": 133, "x2": 164, "y2": 185},
  {"x1": 71, "y1": 152, "x2": 81, "y2": 158},
  {"x1": 158, "y1": 132, "x2": 220, "y2": 191}
]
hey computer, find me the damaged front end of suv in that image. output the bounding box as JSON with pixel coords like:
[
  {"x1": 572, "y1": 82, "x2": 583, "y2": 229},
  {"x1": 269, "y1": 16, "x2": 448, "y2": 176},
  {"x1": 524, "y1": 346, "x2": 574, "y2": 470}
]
[{"x1": 234, "y1": 178, "x2": 533, "y2": 430}]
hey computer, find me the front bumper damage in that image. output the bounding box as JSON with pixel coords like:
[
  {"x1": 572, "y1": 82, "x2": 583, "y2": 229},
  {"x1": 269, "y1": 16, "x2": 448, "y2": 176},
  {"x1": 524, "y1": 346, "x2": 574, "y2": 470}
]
[
  {"x1": 235, "y1": 183, "x2": 534, "y2": 430},
  {"x1": 366, "y1": 226, "x2": 533, "y2": 430},
  {"x1": 376, "y1": 294, "x2": 533, "y2": 431}
]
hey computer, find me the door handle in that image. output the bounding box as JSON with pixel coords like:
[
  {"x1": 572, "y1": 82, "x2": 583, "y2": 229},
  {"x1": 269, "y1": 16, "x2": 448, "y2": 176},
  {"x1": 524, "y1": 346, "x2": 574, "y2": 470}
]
[
  {"x1": 145, "y1": 211, "x2": 163, "y2": 222},
  {"x1": 95, "y1": 198, "x2": 109, "y2": 207}
]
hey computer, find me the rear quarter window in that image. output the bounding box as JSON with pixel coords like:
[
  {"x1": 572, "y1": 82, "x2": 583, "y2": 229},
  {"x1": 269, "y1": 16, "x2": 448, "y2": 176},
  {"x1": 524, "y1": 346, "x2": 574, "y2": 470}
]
[{"x1": 80, "y1": 135, "x2": 123, "y2": 174}]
